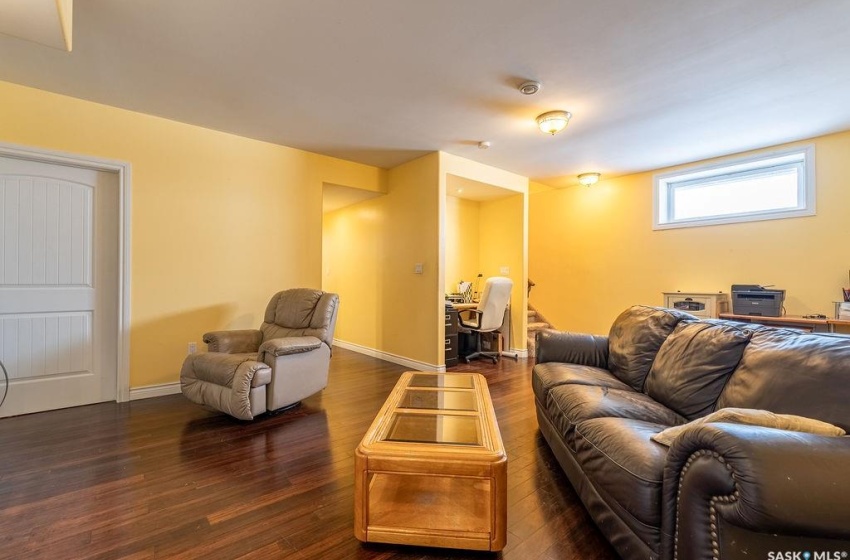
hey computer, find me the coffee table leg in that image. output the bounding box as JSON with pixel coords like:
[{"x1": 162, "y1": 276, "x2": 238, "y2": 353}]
[{"x1": 354, "y1": 448, "x2": 368, "y2": 542}]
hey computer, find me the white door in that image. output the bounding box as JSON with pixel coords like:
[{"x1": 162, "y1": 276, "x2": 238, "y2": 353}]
[{"x1": 0, "y1": 156, "x2": 119, "y2": 418}]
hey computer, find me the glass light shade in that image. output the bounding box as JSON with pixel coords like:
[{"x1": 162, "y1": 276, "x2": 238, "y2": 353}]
[
  {"x1": 536, "y1": 110, "x2": 572, "y2": 135},
  {"x1": 578, "y1": 172, "x2": 601, "y2": 186}
]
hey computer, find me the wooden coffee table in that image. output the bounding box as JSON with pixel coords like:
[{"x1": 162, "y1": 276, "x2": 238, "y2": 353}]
[{"x1": 354, "y1": 372, "x2": 507, "y2": 551}]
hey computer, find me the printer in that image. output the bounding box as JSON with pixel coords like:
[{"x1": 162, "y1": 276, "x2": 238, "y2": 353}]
[{"x1": 731, "y1": 284, "x2": 785, "y2": 317}]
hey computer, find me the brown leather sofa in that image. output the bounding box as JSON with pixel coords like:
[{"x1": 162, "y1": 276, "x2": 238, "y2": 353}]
[{"x1": 533, "y1": 305, "x2": 850, "y2": 560}]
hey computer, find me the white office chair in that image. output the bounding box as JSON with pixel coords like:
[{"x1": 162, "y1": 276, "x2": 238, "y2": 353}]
[{"x1": 460, "y1": 277, "x2": 512, "y2": 364}]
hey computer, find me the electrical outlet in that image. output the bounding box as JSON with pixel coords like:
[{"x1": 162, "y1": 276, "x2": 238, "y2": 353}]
[
  {"x1": 414, "y1": 263, "x2": 424, "y2": 274},
  {"x1": 500, "y1": 266, "x2": 510, "y2": 275},
  {"x1": 188, "y1": 342, "x2": 197, "y2": 355}
]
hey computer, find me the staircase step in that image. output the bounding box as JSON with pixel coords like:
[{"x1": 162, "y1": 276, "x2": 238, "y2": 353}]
[
  {"x1": 528, "y1": 322, "x2": 550, "y2": 331},
  {"x1": 527, "y1": 309, "x2": 536, "y2": 317}
]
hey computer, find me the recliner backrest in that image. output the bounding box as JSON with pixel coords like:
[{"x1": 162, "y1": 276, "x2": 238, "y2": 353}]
[
  {"x1": 261, "y1": 288, "x2": 339, "y2": 348},
  {"x1": 476, "y1": 277, "x2": 512, "y2": 332}
]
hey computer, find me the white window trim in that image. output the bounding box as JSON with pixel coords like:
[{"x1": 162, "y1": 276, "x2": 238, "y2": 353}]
[{"x1": 653, "y1": 145, "x2": 816, "y2": 230}]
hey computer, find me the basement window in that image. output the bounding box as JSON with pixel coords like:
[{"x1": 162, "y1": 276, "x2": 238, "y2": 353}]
[{"x1": 653, "y1": 146, "x2": 815, "y2": 229}]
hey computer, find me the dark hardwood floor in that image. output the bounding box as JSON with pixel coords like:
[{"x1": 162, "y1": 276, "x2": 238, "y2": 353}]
[{"x1": 0, "y1": 349, "x2": 616, "y2": 560}]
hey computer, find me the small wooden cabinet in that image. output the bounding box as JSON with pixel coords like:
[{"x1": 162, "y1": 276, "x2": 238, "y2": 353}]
[{"x1": 662, "y1": 292, "x2": 729, "y2": 319}]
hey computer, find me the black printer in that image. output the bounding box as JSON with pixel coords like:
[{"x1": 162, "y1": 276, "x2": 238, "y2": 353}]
[{"x1": 731, "y1": 284, "x2": 785, "y2": 317}]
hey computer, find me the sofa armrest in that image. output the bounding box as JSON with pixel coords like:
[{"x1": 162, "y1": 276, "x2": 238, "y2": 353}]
[
  {"x1": 661, "y1": 422, "x2": 850, "y2": 560},
  {"x1": 535, "y1": 329, "x2": 609, "y2": 368},
  {"x1": 203, "y1": 329, "x2": 263, "y2": 354},
  {"x1": 258, "y1": 336, "x2": 323, "y2": 359}
]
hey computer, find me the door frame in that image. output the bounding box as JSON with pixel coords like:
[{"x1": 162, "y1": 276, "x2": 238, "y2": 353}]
[{"x1": 0, "y1": 141, "x2": 132, "y2": 402}]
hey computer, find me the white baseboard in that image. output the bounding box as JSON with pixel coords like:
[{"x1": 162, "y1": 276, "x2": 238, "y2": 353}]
[
  {"x1": 506, "y1": 348, "x2": 529, "y2": 358},
  {"x1": 130, "y1": 381, "x2": 181, "y2": 401},
  {"x1": 333, "y1": 340, "x2": 446, "y2": 373},
  {"x1": 333, "y1": 340, "x2": 527, "y2": 369}
]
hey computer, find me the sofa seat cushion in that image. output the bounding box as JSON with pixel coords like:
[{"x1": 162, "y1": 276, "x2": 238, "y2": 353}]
[
  {"x1": 532, "y1": 362, "x2": 631, "y2": 406},
  {"x1": 575, "y1": 417, "x2": 670, "y2": 552},
  {"x1": 644, "y1": 320, "x2": 753, "y2": 420},
  {"x1": 547, "y1": 384, "x2": 686, "y2": 451}
]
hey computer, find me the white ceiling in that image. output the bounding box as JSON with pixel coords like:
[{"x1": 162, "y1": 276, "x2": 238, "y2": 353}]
[
  {"x1": 446, "y1": 175, "x2": 521, "y2": 203},
  {"x1": 0, "y1": 0, "x2": 72, "y2": 51},
  {"x1": 1, "y1": 1, "x2": 849, "y2": 187}
]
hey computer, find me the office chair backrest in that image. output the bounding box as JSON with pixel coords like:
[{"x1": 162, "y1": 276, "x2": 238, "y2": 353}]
[{"x1": 476, "y1": 277, "x2": 513, "y2": 332}]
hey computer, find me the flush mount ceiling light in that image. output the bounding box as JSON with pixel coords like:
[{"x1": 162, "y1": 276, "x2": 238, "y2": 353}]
[
  {"x1": 578, "y1": 172, "x2": 601, "y2": 186},
  {"x1": 536, "y1": 110, "x2": 572, "y2": 135}
]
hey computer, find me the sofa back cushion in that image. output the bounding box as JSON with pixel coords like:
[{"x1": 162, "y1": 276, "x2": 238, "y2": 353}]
[
  {"x1": 608, "y1": 306, "x2": 693, "y2": 391},
  {"x1": 717, "y1": 328, "x2": 850, "y2": 431},
  {"x1": 645, "y1": 320, "x2": 753, "y2": 420}
]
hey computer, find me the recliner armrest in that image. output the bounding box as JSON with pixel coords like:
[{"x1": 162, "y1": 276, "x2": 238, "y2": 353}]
[
  {"x1": 258, "y1": 336, "x2": 323, "y2": 359},
  {"x1": 203, "y1": 329, "x2": 263, "y2": 354},
  {"x1": 661, "y1": 422, "x2": 850, "y2": 559},
  {"x1": 535, "y1": 329, "x2": 609, "y2": 368}
]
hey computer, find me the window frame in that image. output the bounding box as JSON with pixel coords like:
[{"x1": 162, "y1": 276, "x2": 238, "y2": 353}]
[{"x1": 653, "y1": 145, "x2": 816, "y2": 230}]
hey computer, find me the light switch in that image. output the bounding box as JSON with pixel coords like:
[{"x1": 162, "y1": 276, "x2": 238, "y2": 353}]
[
  {"x1": 500, "y1": 266, "x2": 510, "y2": 275},
  {"x1": 414, "y1": 263, "x2": 424, "y2": 274}
]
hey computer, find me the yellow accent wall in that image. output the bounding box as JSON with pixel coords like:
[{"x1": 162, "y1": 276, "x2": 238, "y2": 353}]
[
  {"x1": 324, "y1": 151, "x2": 530, "y2": 366},
  {"x1": 444, "y1": 195, "x2": 481, "y2": 296},
  {"x1": 439, "y1": 153, "x2": 529, "y2": 356},
  {"x1": 323, "y1": 153, "x2": 441, "y2": 364},
  {"x1": 479, "y1": 194, "x2": 526, "y2": 349},
  {"x1": 0, "y1": 80, "x2": 385, "y2": 388},
  {"x1": 529, "y1": 131, "x2": 850, "y2": 336},
  {"x1": 444, "y1": 193, "x2": 526, "y2": 351}
]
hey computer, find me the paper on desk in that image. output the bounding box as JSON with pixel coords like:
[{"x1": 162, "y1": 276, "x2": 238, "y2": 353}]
[{"x1": 459, "y1": 281, "x2": 473, "y2": 303}]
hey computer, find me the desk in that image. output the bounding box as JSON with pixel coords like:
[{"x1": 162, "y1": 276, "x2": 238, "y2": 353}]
[
  {"x1": 828, "y1": 318, "x2": 850, "y2": 333},
  {"x1": 718, "y1": 313, "x2": 850, "y2": 334}
]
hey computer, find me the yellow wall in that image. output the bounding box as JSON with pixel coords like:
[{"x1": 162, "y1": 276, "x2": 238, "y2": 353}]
[
  {"x1": 323, "y1": 153, "x2": 441, "y2": 365},
  {"x1": 439, "y1": 153, "x2": 529, "y2": 356},
  {"x1": 444, "y1": 195, "x2": 481, "y2": 296},
  {"x1": 324, "y1": 151, "x2": 530, "y2": 366},
  {"x1": 443, "y1": 193, "x2": 527, "y2": 351},
  {"x1": 0, "y1": 80, "x2": 384, "y2": 387},
  {"x1": 529, "y1": 131, "x2": 850, "y2": 335},
  {"x1": 479, "y1": 194, "x2": 526, "y2": 349}
]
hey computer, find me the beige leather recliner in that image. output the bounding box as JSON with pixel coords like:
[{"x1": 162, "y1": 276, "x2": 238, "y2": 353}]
[{"x1": 180, "y1": 288, "x2": 339, "y2": 420}]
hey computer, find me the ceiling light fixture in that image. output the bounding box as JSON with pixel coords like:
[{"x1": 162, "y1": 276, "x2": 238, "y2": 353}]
[
  {"x1": 578, "y1": 172, "x2": 601, "y2": 186},
  {"x1": 536, "y1": 110, "x2": 572, "y2": 135},
  {"x1": 518, "y1": 81, "x2": 542, "y2": 95},
  {"x1": 478, "y1": 141, "x2": 491, "y2": 150}
]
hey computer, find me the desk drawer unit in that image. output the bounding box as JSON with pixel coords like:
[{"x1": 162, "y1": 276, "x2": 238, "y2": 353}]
[{"x1": 445, "y1": 308, "x2": 459, "y2": 366}]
